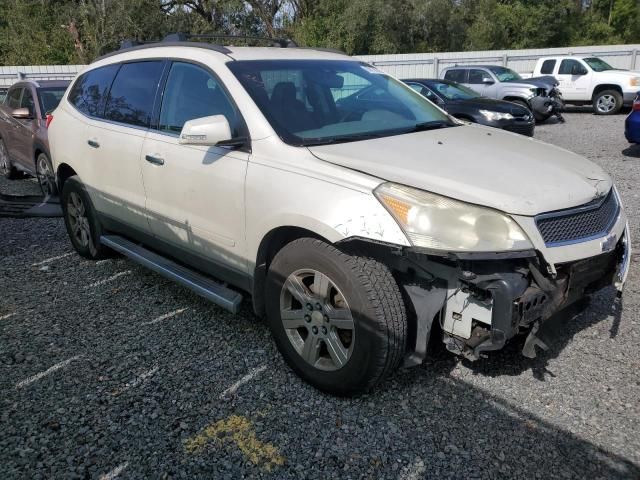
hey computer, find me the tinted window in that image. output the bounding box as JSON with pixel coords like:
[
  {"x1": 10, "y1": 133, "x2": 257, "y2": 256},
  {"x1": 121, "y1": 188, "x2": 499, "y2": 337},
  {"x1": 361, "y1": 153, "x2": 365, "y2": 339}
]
[
  {"x1": 443, "y1": 69, "x2": 467, "y2": 83},
  {"x1": 68, "y1": 64, "x2": 119, "y2": 117},
  {"x1": 159, "y1": 62, "x2": 238, "y2": 135},
  {"x1": 38, "y1": 88, "x2": 66, "y2": 116},
  {"x1": 105, "y1": 61, "x2": 164, "y2": 127},
  {"x1": 559, "y1": 59, "x2": 582, "y2": 75},
  {"x1": 406, "y1": 82, "x2": 438, "y2": 102},
  {"x1": 468, "y1": 69, "x2": 491, "y2": 84},
  {"x1": 540, "y1": 59, "x2": 556, "y2": 75},
  {"x1": 7, "y1": 88, "x2": 22, "y2": 109},
  {"x1": 20, "y1": 88, "x2": 35, "y2": 116}
]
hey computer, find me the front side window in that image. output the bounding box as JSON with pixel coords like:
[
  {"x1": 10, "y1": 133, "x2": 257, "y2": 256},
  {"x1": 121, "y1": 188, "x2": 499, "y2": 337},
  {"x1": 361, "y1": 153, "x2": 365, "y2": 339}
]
[
  {"x1": 487, "y1": 66, "x2": 521, "y2": 82},
  {"x1": 38, "y1": 88, "x2": 66, "y2": 117},
  {"x1": 159, "y1": 62, "x2": 238, "y2": 135},
  {"x1": 68, "y1": 64, "x2": 119, "y2": 117},
  {"x1": 443, "y1": 69, "x2": 467, "y2": 83},
  {"x1": 7, "y1": 88, "x2": 22, "y2": 109},
  {"x1": 20, "y1": 88, "x2": 35, "y2": 117},
  {"x1": 468, "y1": 69, "x2": 492, "y2": 84},
  {"x1": 540, "y1": 60, "x2": 556, "y2": 75},
  {"x1": 105, "y1": 61, "x2": 164, "y2": 127},
  {"x1": 583, "y1": 57, "x2": 613, "y2": 72},
  {"x1": 559, "y1": 59, "x2": 584, "y2": 75},
  {"x1": 229, "y1": 60, "x2": 453, "y2": 146}
]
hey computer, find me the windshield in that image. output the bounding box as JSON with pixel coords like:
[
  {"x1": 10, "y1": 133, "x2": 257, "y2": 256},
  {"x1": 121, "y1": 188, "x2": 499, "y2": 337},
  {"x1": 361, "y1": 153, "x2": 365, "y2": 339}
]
[
  {"x1": 228, "y1": 60, "x2": 453, "y2": 146},
  {"x1": 38, "y1": 87, "x2": 66, "y2": 117},
  {"x1": 583, "y1": 57, "x2": 614, "y2": 72},
  {"x1": 487, "y1": 66, "x2": 522, "y2": 82},
  {"x1": 428, "y1": 81, "x2": 480, "y2": 100}
]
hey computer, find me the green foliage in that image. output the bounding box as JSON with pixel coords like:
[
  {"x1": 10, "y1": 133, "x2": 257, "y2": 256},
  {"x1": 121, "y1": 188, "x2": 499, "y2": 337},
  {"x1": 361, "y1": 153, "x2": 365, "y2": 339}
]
[{"x1": 0, "y1": 0, "x2": 638, "y2": 64}]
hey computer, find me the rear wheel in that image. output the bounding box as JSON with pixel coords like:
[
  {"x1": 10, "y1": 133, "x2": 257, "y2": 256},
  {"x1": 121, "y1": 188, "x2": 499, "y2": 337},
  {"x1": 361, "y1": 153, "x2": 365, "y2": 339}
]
[
  {"x1": 0, "y1": 139, "x2": 18, "y2": 180},
  {"x1": 266, "y1": 238, "x2": 407, "y2": 396},
  {"x1": 61, "y1": 176, "x2": 111, "y2": 260},
  {"x1": 36, "y1": 152, "x2": 57, "y2": 196},
  {"x1": 593, "y1": 90, "x2": 622, "y2": 115}
]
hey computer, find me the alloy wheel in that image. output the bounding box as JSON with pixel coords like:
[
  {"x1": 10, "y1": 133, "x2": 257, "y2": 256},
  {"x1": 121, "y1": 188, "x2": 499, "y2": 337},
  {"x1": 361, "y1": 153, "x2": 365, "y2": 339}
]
[
  {"x1": 0, "y1": 141, "x2": 9, "y2": 176},
  {"x1": 67, "y1": 192, "x2": 92, "y2": 249},
  {"x1": 596, "y1": 94, "x2": 616, "y2": 113},
  {"x1": 36, "y1": 154, "x2": 56, "y2": 196},
  {"x1": 279, "y1": 269, "x2": 355, "y2": 371}
]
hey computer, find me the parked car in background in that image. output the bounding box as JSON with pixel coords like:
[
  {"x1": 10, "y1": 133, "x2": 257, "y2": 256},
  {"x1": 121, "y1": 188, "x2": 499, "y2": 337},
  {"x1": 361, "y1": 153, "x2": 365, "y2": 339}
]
[
  {"x1": 531, "y1": 56, "x2": 640, "y2": 115},
  {"x1": 49, "y1": 36, "x2": 630, "y2": 395},
  {"x1": 625, "y1": 91, "x2": 640, "y2": 143},
  {"x1": 0, "y1": 79, "x2": 69, "y2": 195},
  {"x1": 441, "y1": 65, "x2": 564, "y2": 122},
  {"x1": 0, "y1": 87, "x2": 8, "y2": 103},
  {"x1": 403, "y1": 78, "x2": 535, "y2": 136}
]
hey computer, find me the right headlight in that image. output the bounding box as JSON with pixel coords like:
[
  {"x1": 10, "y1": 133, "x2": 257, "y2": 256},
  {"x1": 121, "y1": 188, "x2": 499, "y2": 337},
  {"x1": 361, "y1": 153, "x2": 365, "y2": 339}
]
[
  {"x1": 479, "y1": 109, "x2": 514, "y2": 121},
  {"x1": 375, "y1": 183, "x2": 533, "y2": 252}
]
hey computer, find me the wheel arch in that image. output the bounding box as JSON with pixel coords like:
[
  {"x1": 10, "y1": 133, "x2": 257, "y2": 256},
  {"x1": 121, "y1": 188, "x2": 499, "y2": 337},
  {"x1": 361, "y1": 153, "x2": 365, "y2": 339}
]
[
  {"x1": 56, "y1": 163, "x2": 77, "y2": 192},
  {"x1": 592, "y1": 84, "x2": 623, "y2": 99}
]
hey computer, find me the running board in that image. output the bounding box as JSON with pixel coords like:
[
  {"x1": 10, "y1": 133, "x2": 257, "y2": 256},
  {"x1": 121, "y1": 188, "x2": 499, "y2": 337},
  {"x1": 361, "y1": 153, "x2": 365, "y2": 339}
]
[{"x1": 100, "y1": 235, "x2": 243, "y2": 314}]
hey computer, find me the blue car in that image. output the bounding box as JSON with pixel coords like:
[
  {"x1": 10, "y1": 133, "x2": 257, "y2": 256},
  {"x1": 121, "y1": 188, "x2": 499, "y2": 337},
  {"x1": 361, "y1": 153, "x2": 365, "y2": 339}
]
[{"x1": 625, "y1": 91, "x2": 640, "y2": 143}]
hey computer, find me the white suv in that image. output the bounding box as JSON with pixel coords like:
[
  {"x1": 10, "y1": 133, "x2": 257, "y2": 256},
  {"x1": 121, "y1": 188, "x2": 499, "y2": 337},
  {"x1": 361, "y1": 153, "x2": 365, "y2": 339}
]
[{"x1": 49, "y1": 36, "x2": 630, "y2": 395}]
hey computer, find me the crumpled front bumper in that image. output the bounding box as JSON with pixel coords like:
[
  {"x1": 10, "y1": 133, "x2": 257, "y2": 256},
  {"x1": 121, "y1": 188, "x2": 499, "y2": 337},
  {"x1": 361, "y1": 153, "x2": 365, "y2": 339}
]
[{"x1": 400, "y1": 225, "x2": 630, "y2": 365}]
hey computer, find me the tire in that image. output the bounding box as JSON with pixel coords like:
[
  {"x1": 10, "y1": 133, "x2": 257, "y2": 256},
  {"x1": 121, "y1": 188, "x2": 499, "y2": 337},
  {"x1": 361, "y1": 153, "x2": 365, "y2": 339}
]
[
  {"x1": 36, "y1": 152, "x2": 57, "y2": 196},
  {"x1": 0, "y1": 138, "x2": 19, "y2": 180},
  {"x1": 60, "y1": 175, "x2": 111, "y2": 260},
  {"x1": 265, "y1": 238, "x2": 407, "y2": 396},
  {"x1": 593, "y1": 89, "x2": 622, "y2": 115}
]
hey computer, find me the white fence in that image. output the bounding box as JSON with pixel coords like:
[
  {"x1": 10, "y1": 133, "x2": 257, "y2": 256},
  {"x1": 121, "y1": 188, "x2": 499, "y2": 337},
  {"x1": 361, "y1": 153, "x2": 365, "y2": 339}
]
[
  {"x1": 357, "y1": 44, "x2": 640, "y2": 79},
  {"x1": 0, "y1": 65, "x2": 85, "y2": 88},
  {"x1": 1, "y1": 44, "x2": 638, "y2": 88}
]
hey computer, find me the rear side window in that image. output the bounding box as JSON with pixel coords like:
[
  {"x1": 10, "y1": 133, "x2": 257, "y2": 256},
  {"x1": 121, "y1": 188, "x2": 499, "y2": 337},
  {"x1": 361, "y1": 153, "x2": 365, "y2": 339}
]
[
  {"x1": 7, "y1": 88, "x2": 22, "y2": 109},
  {"x1": 158, "y1": 62, "x2": 238, "y2": 135},
  {"x1": 540, "y1": 59, "x2": 556, "y2": 75},
  {"x1": 68, "y1": 64, "x2": 119, "y2": 117},
  {"x1": 105, "y1": 61, "x2": 164, "y2": 128},
  {"x1": 443, "y1": 69, "x2": 467, "y2": 83}
]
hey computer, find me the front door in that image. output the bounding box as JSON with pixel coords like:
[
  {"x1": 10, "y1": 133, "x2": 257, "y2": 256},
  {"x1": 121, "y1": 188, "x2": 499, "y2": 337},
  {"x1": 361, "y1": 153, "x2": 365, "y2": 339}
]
[
  {"x1": 467, "y1": 69, "x2": 496, "y2": 98},
  {"x1": 140, "y1": 61, "x2": 249, "y2": 274},
  {"x1": 12, "y1": 87, "x2": 37, "y2": 170},
  {"x1": 556, "y1": 59, "x2": 592, "y2": 101}
]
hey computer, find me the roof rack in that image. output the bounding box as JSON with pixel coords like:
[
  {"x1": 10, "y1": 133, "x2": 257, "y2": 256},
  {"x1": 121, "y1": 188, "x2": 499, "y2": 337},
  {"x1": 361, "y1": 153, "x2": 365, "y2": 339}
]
[{"x1": 162, "y1": 33, "x2": 298, "y2": 48}]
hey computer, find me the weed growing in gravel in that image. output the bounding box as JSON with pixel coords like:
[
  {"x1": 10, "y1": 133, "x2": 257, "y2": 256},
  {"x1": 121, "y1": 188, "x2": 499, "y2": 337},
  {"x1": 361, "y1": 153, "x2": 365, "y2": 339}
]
[{"x1": 184, "y1": 415, "x2": 285, "y2": 472}]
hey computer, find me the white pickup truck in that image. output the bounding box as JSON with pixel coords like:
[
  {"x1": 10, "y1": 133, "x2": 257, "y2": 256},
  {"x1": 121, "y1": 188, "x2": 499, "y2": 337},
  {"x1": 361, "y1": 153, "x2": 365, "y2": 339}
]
[{"x1": 530, "y1": 56, "x2": 640, "y2": 115}]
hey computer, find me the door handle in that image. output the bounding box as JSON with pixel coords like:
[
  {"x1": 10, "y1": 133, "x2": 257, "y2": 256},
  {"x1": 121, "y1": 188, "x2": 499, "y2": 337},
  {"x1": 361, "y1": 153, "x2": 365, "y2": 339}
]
[
  {"x1": 145, "y1": 154, "x2": 165, "y2": 166},
  {"x1": 87, "y1": 139, "x2": 100, "y2": 148}
]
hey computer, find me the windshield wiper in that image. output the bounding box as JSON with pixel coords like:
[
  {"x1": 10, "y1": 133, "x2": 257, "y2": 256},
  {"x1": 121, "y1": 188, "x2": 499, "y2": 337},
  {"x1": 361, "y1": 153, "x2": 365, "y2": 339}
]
[
  {"x1": 405, "y1": 120, "x2": 455, "y2": 133},
  {"x1": 301, "y1": 132, "x2": 386, "y2": 146}
]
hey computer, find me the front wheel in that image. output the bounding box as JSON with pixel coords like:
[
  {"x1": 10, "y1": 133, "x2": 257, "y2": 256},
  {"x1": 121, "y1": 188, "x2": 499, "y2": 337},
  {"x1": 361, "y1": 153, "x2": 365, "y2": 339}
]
[
  {"x1": 265, "y1": 238, "x2": 407, "y2": 396},
  {"x1": 593, "y1": 90, "x2": 622, "y2": 115},
  {"x1": 0, "y1": 139, "x2": 19, "y2": 180}
]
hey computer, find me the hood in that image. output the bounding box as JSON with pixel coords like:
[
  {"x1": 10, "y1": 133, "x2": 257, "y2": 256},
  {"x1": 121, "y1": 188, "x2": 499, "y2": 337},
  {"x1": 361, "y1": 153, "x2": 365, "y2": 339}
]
[
  {"x1": 307, "y1": 125, "x2": 611, "y2": 216},
  {"x1": 506, "y1": 75, "x2": 558, "y2": 89},
  {"x1": 448, "y1": 97, "x2": 530, "y2": 115}
]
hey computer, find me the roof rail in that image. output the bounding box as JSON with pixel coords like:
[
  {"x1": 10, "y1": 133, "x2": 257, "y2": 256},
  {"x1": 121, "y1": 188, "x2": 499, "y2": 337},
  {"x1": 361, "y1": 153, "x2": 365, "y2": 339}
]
[{"x1": 162, "y1": 33, "x2": 298, "y2": 48}]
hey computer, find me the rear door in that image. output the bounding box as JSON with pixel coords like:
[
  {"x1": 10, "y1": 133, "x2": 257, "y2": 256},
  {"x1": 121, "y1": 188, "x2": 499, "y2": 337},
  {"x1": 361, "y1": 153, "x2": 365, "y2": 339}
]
[
  {"x1": 140, "y1": 61, "x2": 249, "y2": 275},
  {"x1": 81, "y1": 61, "x2": 165, "y2": 233}
]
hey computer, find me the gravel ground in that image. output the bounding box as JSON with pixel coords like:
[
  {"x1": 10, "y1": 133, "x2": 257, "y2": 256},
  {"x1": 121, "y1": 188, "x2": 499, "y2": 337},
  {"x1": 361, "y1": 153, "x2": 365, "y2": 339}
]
[{"x1": 1, "y1": 112, "x2": 639, "y2": 479}]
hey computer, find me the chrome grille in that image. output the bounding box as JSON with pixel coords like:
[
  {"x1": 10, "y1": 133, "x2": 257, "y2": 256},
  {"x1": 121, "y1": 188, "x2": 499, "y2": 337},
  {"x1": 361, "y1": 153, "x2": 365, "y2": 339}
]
[{"x1": 535, "y1": 190, "x2": 619, "y2": 246}]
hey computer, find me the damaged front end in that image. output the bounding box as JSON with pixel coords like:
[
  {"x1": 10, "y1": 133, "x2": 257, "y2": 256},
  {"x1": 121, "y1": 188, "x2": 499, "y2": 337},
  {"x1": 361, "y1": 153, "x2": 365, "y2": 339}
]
[{"x1": 394, "y1": 226, "x2": 630, "y2": 366}]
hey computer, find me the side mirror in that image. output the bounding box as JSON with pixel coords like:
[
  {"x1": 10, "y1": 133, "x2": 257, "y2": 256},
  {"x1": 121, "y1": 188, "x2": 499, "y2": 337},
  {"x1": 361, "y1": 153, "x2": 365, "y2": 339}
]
[
  {"x1": 11, "y1": 107, "x2": 32, "y2": 119},
  {"x1": 179, "y1": 115, "x2": 232, "y2": 146},
  {"x1": 482, "y1": 78, "x2": 495, "y2": 85}
]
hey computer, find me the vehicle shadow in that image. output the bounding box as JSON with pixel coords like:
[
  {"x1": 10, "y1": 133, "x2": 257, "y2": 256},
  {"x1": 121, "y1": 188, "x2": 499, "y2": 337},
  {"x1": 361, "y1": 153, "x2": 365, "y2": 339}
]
[
  {"x1": 427, "y1": 287, "x2": 621, "y2": 382},
  {"x1": 622, "y1": 144, "x2": 640, "y2": 159}
]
